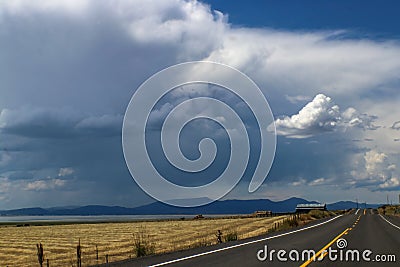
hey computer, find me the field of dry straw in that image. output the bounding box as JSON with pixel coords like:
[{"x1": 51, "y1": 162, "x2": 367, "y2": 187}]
[{"x1": 0, "y1": 216, "x2": 287, "y2": 266}]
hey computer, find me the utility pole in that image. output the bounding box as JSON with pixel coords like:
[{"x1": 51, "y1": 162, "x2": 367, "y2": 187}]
[{"x1": 387, "y1": 195, "x2": 389, "y2": 205}]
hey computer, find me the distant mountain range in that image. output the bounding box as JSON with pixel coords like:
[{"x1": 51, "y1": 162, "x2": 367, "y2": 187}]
[
  {"x1": 326, "y1": 201, "x2": 381, "y2": 211},
  {"x1": 0, "y1": 198, "x2": 382, "y2": 216}
]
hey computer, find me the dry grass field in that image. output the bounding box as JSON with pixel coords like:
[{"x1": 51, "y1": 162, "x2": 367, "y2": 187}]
[
  {"x1": 378, "y1": 205, "x2": 400, "y2": 216},
  {"x1": 0, "y1": 215, "x2": 288, "y2": 266}
]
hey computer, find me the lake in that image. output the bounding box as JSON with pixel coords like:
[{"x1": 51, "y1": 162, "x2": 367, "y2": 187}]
[{"x1": 0, "y1": 214, "x2": 240, "y2": 223}]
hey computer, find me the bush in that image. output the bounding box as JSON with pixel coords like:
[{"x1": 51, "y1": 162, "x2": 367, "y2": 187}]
[
  {"x1": 287, "y1": 217, "x2": 299, "y2": 227},
  {"x1": 224, "y1": 231, "x2": 238, "y2": 242},
  {"x1": 308, "y1": 210, "x2": 333, "y2": 219},
  {"x1": 133, "y1": 227, "x2": 155, "y2": 257}
]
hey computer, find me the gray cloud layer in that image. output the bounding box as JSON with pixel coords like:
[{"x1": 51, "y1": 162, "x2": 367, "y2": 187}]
[{"x1": 0, "y1": 0, "x2": 399, "y2": 208}]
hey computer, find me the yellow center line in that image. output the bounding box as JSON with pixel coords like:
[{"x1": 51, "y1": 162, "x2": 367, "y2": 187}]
[{"x1": 299, "y1": 228, "x2": 350, "y2": 267}]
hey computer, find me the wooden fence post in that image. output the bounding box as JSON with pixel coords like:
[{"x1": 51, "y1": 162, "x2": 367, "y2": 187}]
[
  {"x1": 36, "y1": 243, "x2": 44, "y2": 267},
  {"x1": 77, "y1": 239, "x2": 82, "y2": 267}
]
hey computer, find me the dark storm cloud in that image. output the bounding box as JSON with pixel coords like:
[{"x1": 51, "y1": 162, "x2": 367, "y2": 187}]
[
  {"x1": 0, "y1": 0, "x2": 229, "y2": 208},
  {"x1": 1, "y1": 0, "x2": 400, "y2": 208},
  {"x1": 0, "y1": 108, "x2": 122, "y2": 138}
]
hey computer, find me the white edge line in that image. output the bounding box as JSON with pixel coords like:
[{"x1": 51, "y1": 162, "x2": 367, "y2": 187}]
[
  {"x1": 379, "y1": 214, "x2": 400, "y2": 230},
  {"x1": 355, "y1": 209, "x2": 360, "y2": 215},
  {"x1": 149, "y1": 215, "x2": 343, "y2": 267}
]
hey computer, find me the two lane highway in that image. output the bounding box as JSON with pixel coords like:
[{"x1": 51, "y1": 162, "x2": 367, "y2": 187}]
[
  {"x1": 310, "y1": 211, "x2": 399, "y2": 267},
  {"x1": 106, "y1": 211, "x2": 399, "y2": 267}
]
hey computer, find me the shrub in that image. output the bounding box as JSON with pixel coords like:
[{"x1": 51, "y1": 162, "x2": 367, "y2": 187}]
[
  {"x1": 309, "y1": 210, "x2": 328, "y2": 219},
  {"x1": 224, "y1": 231, "x2": 238, "y2": 242},
  {"x1": 133, "y1": 227, "x2": 155, "y2": 257},
  {"x1": 287, "y1": 217, "x2": 299, "y2": 227}
]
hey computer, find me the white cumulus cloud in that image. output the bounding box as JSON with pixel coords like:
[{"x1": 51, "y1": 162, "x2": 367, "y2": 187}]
[
  {"x1": 364, "y1": 150, "x2": 388, "y2": 174},
  {"x1": 379, "y1": 177, "x2": 400, "y2": 189},
  {"x1": 58, "y1": 167, "x2": 74, "y2": 177},
  {"x1": 25, "y1": 178, "x2": 66, "y2": 191},
  {"x1": 349, "y1": 150, "x2": 399, "y2": 191},
  {"x1": 275, "y1": 94, "x2": 340, "y2": 138},
  {"x1": 308, "y1": 177, "x2": 327, "y2": 186},
  {"x1": 275, "y1": 94, "x2": 378, "y2": 138},
  {"x1": 342, "y1": 107, "x2": 378, "y2": 130}
]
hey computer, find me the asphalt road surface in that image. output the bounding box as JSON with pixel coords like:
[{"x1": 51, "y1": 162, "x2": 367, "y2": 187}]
[{"x1": 102, "y1": 210, "x2": 399, "y2": 267}]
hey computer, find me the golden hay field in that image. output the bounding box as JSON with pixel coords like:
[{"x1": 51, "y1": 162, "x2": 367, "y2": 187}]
[{"x1": 0, "y1": 216, "x2": 287, "y2": 267}]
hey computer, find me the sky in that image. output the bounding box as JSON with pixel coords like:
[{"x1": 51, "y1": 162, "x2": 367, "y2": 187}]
[{"x1": 1, "y1": 0, "x2": 400, "y2": 209}]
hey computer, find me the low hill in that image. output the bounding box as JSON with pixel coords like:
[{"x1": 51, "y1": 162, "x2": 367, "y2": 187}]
[{"x1": 1, "y1": 198, "x2": 382, "y2": 216}]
